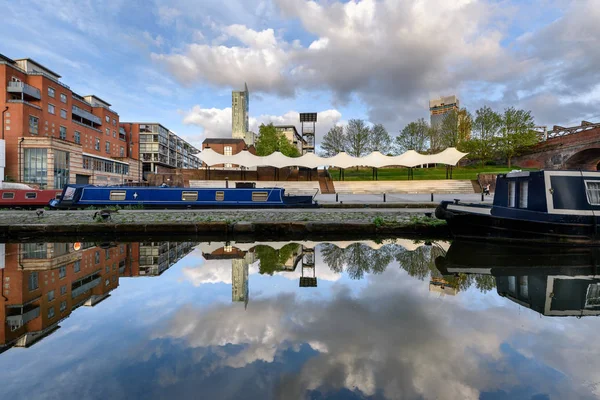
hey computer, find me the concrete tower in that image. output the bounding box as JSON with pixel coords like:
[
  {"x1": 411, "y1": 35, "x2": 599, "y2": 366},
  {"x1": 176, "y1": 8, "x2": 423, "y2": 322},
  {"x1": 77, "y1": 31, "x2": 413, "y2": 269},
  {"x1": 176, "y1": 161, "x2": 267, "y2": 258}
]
[{"x1": 232, "y1": 83, "x2": 249, "y2": 139}]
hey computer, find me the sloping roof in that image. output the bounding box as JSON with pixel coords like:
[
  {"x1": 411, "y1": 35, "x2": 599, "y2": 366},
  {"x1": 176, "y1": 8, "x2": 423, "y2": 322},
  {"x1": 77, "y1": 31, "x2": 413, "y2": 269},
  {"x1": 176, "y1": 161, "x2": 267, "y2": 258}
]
[
  {"x1": 203, "y1": 138, "x2": 247, "y2": 145},
  {"x1": 198, "y1": 148, "x2": 468, "y2": 168}
]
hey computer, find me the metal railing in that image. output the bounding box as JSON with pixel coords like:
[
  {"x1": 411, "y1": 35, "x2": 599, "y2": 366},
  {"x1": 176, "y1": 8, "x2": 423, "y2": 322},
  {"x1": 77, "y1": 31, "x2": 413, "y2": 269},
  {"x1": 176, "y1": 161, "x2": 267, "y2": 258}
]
[{"x1": 7, "y1": 81, "x2": 42, "y2": 99}]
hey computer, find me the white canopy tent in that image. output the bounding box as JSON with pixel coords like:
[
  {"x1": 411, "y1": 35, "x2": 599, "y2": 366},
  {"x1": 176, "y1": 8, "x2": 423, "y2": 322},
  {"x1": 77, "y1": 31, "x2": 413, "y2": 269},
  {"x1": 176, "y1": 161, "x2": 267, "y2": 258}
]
[{"x1": 198, "y1": 147, "x2": 468, "y2": 169}]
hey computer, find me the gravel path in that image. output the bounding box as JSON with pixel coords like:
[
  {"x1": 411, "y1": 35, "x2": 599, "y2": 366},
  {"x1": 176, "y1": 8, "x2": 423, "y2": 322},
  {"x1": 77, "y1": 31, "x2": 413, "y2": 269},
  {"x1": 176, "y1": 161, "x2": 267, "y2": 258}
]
[{"x1": 0, "y1": 208, "x2": 434, "y2": 226}]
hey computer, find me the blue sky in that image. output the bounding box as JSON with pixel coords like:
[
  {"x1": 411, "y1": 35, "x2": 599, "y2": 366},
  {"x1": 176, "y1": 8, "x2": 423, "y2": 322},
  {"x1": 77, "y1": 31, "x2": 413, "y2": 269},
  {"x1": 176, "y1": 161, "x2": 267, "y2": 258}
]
[{"x1": 2, "y1": 0, "x2": 599, "y2": 149}]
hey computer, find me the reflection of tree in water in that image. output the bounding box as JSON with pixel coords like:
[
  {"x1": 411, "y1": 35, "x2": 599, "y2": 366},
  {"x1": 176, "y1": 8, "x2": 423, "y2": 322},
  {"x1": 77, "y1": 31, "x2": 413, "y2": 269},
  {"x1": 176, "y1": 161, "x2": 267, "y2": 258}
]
[
  {"x1": 320, "y1": 243, "x2": 394, "y2": 279},
  {"x1": 319, "y1": 242, "x2": 496, "y2": 293},
  {"x1": 255, "y1": 243, "x2": 301, "y2": 275}
]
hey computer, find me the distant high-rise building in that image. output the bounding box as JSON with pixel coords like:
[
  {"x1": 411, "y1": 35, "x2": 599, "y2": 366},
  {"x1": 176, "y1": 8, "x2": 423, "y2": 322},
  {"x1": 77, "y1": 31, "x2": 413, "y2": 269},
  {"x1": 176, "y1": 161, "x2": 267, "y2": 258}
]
[
  {"x1": 429, "y1": 95, "x2": 459, "y2": 129},
  {"x1": 232, "y1": 83, "x2": 249, "y2": 140},
  {"x1": 232, "y1": 259, "x2": 249, "y2": 307}
]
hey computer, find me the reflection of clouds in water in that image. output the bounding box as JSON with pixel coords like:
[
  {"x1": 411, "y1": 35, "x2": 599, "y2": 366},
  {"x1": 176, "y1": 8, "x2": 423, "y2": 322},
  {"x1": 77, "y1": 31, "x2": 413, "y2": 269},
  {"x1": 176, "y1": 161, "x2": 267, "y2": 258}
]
[
  {"x1": 153, "y1": 267, "x2": 600, "y2": 399},
  {"x1": 181, "y1": 246, "x2": 341, "y2": 286}
]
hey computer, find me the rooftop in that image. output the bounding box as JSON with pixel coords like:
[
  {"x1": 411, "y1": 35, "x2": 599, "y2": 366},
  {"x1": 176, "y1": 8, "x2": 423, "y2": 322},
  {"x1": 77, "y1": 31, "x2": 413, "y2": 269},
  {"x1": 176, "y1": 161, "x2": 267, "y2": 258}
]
[
  {"x1": 14, "y1": 58, "x2": 62, "y2": 78},
  {"x1": 203, "y1": 138, "x2": 247, "y2": 145}
]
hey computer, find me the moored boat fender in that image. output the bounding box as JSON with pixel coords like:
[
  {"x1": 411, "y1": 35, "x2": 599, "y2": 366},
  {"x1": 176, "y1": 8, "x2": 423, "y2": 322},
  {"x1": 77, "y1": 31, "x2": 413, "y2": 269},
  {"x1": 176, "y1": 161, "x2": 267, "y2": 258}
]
[{"x1": 435, "y1": 201, "x2": 454, "y2": 220}]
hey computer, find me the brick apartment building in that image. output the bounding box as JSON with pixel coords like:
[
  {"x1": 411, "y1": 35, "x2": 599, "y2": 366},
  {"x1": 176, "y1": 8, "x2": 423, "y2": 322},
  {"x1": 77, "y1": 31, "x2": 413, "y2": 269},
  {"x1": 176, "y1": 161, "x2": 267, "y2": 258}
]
[
  {"x1": 0, "y1": 54, "x2": 141, "y2": 188},
  {"x1": 119, "y1": 123, "x2": 200, "y2": 180},
  {"x1": 0, "y1": 242, "x2": 137, "y2": 350}
]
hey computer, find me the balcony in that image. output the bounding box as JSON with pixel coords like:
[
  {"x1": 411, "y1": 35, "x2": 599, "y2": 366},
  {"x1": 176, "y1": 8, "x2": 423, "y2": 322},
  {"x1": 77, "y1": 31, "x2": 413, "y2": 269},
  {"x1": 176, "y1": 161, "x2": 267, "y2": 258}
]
[
  {"x1": 6, "y1": 306, "x2": 41, "y2": 329},
  {"x1": 71, "y1": 276, "x2": 101, "y2": 298},
  {"x1": 7, "y1": 81, "x2": 42, "y2": 100},
  {"x1": 72, "y1": 105, "x2": 102, "y2": 126}
]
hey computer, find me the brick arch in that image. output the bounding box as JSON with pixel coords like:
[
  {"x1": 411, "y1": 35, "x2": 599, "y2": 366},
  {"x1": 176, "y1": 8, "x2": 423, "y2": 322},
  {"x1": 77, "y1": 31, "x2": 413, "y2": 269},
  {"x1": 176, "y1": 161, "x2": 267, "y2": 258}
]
[{"x1": 564, "y1": 147, "x2": 600, "y2": 170}]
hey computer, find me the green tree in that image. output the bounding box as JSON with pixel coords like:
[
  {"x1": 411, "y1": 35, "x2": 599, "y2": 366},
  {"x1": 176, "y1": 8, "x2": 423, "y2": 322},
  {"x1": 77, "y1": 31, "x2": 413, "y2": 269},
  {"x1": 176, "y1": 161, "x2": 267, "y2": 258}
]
[
  {"x1": 255, "y1": 123, "x2": 301, "y2": 157},
  {"x1": 395, "y1": 118, "x2": 429, "y2": 154},
  {"x1": 496, "y1": 107, "x2": 537, "y2": 168},
  {"x1": 369, "y1": 124, "x2": 392, "y2": 154},
  {"x1": 345, "y1": 119, "x2": 371, "y2": 157},
  {"x1": 321, "y1": 125, "x2": 347, "y2": 157},
  {"x1": 439, "y1": 108, "x2": 473, "y2": 149},
  {"x1": 470, "y1": 106, "x2": 502, "y2": 166},
  {"x1": 255, "y1": 243, "x2": 301, "y2": 275}
]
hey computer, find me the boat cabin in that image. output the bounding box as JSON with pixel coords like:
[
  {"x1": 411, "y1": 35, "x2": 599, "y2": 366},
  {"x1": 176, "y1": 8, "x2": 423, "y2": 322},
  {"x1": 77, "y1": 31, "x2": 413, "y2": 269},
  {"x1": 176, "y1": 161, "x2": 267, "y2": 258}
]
[{"x1": 493, "y1": 170, "x2": 600, "y2": 215}]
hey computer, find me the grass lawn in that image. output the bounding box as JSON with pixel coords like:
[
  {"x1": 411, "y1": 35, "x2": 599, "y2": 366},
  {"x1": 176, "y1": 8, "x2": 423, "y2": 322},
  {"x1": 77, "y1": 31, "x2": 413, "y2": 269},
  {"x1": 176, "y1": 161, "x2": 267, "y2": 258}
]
[{"x1": 328, "y1": 166, "x2": 536, "y2": 181}]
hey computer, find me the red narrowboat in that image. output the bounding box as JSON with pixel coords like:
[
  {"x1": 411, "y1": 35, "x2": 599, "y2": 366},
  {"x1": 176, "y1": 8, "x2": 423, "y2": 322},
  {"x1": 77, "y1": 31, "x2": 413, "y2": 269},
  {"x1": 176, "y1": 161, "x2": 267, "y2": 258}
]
[{"x1": 0, "y1": 183, "x2": 62, "y2": 208}]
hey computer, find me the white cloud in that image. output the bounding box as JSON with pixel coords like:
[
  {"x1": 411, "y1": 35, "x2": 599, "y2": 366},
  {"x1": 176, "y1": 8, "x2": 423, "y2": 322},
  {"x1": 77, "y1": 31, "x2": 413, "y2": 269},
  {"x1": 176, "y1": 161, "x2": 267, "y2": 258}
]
[{"x1": 181, "y1": 106, "x2": 342, "y2": 143}]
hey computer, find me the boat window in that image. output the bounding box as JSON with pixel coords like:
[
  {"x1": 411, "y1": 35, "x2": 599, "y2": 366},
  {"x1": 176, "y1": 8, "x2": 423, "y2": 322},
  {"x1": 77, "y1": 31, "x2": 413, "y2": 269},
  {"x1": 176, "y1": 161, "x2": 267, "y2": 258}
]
[
  {"x1": 182, "y1": 191, "x2": 198, "y2": 201},
  {"x1": 508, "y1": 181, "x2": 516, "y2": 207},
  {"x1": 2, "y1": 192, "x2": 14, "y2": 199},
  {"x1": 519, "y1": 181, "x2": 528, "y2": 208},
  {"x1": 109, "y1": 191, "x2": 127, "y2": 201},
  {"x1": 215, "y1": 191, "x2": 224, "y2": 201},
  {"x1": 519, "y1": 276, "x2": 529, "y2": 298},
  {"x1": 25, "y1": 192, "x2": 37, "y2": 199},
  {"x1": 585, "y1": 283, "x2": 600, "y2": 308},
  {"x1": 585, "y1": 181, "x2": 600, "y2": 205},
  {"x1": 55, "y1": 193, "x2": 62, "y2": 200},
  {"x1": 252, "y1": 192, "x2": 269, "y2": 202},
  {"x1": 508, "y1": 276, "x2": 516, "y2": 295}
]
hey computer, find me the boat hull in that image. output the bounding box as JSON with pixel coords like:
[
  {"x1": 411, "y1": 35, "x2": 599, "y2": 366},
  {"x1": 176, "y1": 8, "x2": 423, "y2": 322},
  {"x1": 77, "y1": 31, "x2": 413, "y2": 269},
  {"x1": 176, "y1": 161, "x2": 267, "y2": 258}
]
[{"x1": 436, "y1": 201, "x2": 600, "y2": 246}]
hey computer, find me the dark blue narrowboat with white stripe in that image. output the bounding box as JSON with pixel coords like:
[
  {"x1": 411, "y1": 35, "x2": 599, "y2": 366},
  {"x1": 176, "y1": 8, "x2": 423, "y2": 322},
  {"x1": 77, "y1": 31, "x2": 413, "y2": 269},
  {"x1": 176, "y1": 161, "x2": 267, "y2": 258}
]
[
  {"x1": 435, "y1": 170, "x2": 600, "y2": 245},
  {"x1": 49, "y1": 184, "x2": 317, "y2": 209}
]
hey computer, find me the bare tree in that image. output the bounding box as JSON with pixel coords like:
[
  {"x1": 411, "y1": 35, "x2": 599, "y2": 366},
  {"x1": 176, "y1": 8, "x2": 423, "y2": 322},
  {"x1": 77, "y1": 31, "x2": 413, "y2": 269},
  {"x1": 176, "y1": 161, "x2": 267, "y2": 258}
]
[
  {"x1": 345, "y1": 119, "x2": 371, "y2": 157},
  {"x1": 320, "y1": 125, "x2": 347, "y2": 157}
]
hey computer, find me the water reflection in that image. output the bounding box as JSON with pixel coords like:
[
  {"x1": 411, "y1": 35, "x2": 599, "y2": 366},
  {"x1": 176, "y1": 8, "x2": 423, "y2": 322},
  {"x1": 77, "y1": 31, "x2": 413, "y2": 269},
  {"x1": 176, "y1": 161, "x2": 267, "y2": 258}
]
[
  {"x1": 437, "y1": 241, "x2": 600, "y2": 317},
  {"x1": 0, "y1": 241, "x2": 196, "y2": 352},
  {"x1": 0, "y1": 239, "x2": 599, "y2": 399}
]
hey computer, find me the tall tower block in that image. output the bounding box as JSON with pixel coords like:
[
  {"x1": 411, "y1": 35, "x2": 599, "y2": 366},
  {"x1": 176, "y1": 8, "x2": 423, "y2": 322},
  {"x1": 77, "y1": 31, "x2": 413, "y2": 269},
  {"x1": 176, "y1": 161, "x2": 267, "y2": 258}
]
[{"x1": 232, "y1": 83, "x2": 249, "y2": 139}]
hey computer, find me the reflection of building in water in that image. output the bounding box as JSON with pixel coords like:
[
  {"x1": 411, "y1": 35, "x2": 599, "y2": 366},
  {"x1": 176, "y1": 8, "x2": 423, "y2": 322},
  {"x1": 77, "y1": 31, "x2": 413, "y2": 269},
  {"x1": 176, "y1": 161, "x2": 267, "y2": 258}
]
[
  {"x1": 132, "y1": 242, "x2": 197, "y2": 277},
  {"x1": 232, "y1": 259, "x2": 249, "y2": 306},
  {"x1": 497, "y1": 275, "x2": 600, "y2": 317},
  {"x1": 299, "y1": 248, "x2": 317, "y2": 287},
  {"x1": 429, "y1": 277, "x2": 458, "y2": 296},
  {"x1": 0, "y1": 242, "x2": 132, "y2": 352},
  {"x1": 200, "y1": 244, "x2": 255, "y2": 306}
]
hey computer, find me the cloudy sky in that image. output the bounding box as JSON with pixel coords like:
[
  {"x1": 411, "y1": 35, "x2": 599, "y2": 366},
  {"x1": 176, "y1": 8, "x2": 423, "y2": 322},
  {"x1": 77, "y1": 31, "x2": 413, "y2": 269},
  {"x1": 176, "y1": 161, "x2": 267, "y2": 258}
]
[
  {"x1": 3, "y1": 0, "x2": 599, "y2": 148},
  {"x1": 2, "y1": 241, "x2": 600, "y2": 398}
]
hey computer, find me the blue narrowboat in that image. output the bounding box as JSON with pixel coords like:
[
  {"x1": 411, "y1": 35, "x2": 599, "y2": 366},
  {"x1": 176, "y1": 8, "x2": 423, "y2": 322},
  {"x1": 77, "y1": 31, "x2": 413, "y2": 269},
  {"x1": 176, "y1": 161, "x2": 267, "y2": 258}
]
[
  {"x1": 435, "y1": 170, "x2": 600, "y2": 245},
  {"x1": 49, "y1": 184, "x2": 317, "y2": 209}
]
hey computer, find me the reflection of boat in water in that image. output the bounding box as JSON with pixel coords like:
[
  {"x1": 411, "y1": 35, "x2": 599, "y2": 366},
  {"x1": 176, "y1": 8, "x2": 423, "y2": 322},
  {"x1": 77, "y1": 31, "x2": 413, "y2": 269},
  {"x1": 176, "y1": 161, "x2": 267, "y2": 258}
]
[
  {"x1": 436, "y1": 241, "x2": 600, "y2": 317},
  {"x1": 435, "y1": 170, "x2": 600, "y2": 245}
]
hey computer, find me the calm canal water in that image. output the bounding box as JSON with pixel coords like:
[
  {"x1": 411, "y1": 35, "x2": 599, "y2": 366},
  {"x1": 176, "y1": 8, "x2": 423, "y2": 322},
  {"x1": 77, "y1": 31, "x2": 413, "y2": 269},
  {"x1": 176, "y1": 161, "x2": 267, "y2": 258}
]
[{"x1": 1, "y1": 239, "x2": 599, "y2": 399}]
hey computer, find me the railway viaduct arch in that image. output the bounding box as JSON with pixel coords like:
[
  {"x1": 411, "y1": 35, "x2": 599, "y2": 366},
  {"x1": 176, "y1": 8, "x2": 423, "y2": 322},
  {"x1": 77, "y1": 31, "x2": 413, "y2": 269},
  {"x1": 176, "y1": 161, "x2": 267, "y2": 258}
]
[{"x1": 513, "y1": 122, "x2": 600, "y2": 170}]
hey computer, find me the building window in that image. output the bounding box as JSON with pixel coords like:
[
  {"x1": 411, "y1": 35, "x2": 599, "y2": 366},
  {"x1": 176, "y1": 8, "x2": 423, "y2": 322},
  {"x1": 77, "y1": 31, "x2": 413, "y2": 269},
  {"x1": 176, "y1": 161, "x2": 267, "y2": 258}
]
[
  {"x1": 60, "y1": 301, "x2": 67, "y2": 312},
  {"x1": 28, "y1": 272, "x2": 39, "y2": 291},
  {"x1": 105, "y1": 249, "x2": 110, "y2": 260},
  {"x1": 74, "y1": 260, "x2": 80, "y2": 273},
  {"x1": 95, "y1": 251, "x2": 100, "y2": 264},
  {"x1": 105, "y1": 116, "x2": 110, "y2": 123},
  {"x1": 105, "y1": 266, "x2": 110, "y2": 273},
  {"x1": 508, "y1": 181, "x2": 516, "y2": 208},
  {"x1": 95, "y1": 138, "x2": 100, "y2": 150},
  {"x1": 48, "y1": 290, "x2": 55, "y2": 302},
  {"x1": 519, "y1": 181, "x2": 529, "y2": 208},
  {"x1": 113, "y1": 130, "x2": 116, "y2": 138},
  {"x1": 120, "y1": 147, "x2": 124, "y2": 157},
  {"x1": 585, "y1": 181, "x2": 600, "y2": 205},
  {"x1": 54, "y1": 150, "x2": 70, "y2": 189},
  {"x1": 60, "y1": 285, "x2": 67, "y2": 295},
  {"x1": 60, "y1": 93, "x2": 67, "y2": 103},
  {"x1": 508, "y1": 276, "x2": 516, "y2": 294},
  {"x1": 586, "y1": 284, "x2": 600, "y2": 308},
  {"x1": 224, "y1": 146, "x2": 233, "y2": 156},
  {"x1": 105, "y1": 142, "x2": 110, "y2": 153},
  {"x1": 519, "y1": 276, "x2": 529, "y2": 298},
  {"x1": 48, "y1": 87, "x2": 55, "y2": 98},
  {"x1": 23, "y1": 148, "x2": 48, "y2": 188},
  {"x1": 60, "y1": 109, "x2": 67, "y2": 119},
  {"x1": 23, "y1": 243, "x2": 46, "y2": 259},
  {"x1": 74, "y1": 131, "x2": 81, "y2": 144},
  {"x1": 59, "y1": 126, "x2": 67, "y2": 140},
  {"x1": 48, "y1": 104, "x2": 55, "y2": 114},
  {"x1": 106, "y1": 128, "x2": 110, "y2": 136},
  {"x1": 29, "y1": 115, "x2": 39, "y2": 135},
  {"x1": 59, "y1": 265, "x2": 66, "y2": 279},
  {"x1": 48, "y1": 307, "x2": 55, "y2": 319},
  {"x1": 105, "y1": 279, "x2": 110, "y2": 286}
]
